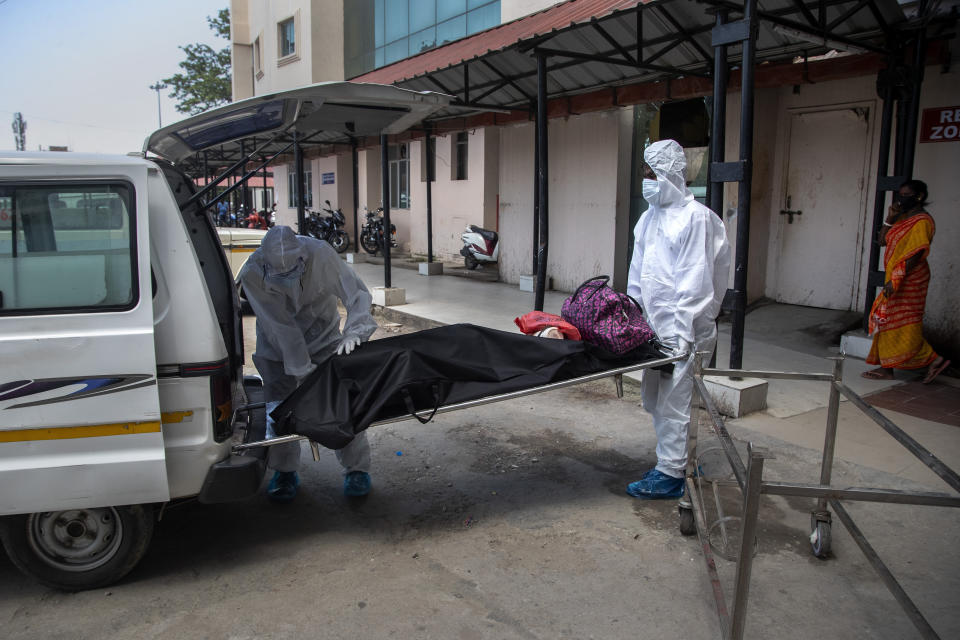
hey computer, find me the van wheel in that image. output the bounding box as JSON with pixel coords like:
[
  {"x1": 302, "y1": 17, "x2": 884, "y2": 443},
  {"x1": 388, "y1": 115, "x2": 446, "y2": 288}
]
[{"x1": 0, "y1": 504, "x2": 155, "y2": 591}]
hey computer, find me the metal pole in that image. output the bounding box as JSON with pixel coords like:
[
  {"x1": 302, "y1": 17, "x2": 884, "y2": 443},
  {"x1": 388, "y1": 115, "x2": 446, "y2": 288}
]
[
  {"x1": 708, "y1": 9, "x2": 729, "y2": 219},
  {"x1": 239, "y1": 139, "x2": 249, "y2": 226},
  {"x1": 352, "y1": 140, "x2": 360, "y2": 252},
  {"x1": 533, "y1": 100, "x2": 540, "y2": 276},
  {"x1": 816, "y1": 358, "x2": 844, "y2": 515},
  {"x1": 294, "y1": 131, "x2": 306, "y2": 234},
  {"x1": 534, "y1": 52, "x2": 549, "y2": 312},
  {"x1": 729, "y1": 0, "x2": 758, "y2": 369},
  {"x1": 426, "y1": 124, "x2": 434, "y2": 262},
  {"x1": 149, "y1": 81, "x2": 166, "y2": 128},
  {"x1": 729, "y1": 444, "x2": 766, "y2": 640},
  {"x1": 902, "y1": 19, "x2": 928, "y2": 179},
  {"x1": 261, "y1": 161, "x2": 268, "y2": 215},
  {"x1": 863, "y1": 70, "x2": 898, "y2": 328},
  {"x1": 381, "y1": 133, "x2": 392, "y2": 288}
]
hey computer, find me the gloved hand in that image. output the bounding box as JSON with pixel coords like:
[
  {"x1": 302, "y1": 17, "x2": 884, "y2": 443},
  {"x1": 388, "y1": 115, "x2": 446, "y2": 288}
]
[{"x1": 336, "y1": 334, "x2": 361, "y2": 356}]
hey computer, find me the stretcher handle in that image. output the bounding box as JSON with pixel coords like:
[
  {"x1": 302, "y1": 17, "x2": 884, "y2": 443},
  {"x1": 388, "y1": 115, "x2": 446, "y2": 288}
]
[{"x1": 400, "y1": 384, "x2": 442, "y2": 424}]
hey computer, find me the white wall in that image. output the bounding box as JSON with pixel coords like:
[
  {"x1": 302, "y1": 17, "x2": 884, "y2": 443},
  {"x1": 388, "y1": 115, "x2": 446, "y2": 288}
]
[
  {"x1": 498, "y1": 110, "x2": 628, "y2": 292},
  {"x1": 407, "y1": 129, "x2": 496, "y2": 261}
]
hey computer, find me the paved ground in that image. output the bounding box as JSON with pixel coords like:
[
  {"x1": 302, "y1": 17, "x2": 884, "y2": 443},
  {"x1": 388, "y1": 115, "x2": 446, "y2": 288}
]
[{"x1": 1, "y1": 270, "x2": 957, "y2": 639}]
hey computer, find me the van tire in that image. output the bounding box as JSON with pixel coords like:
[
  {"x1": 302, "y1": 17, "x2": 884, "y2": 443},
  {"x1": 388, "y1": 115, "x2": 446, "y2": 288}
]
[{"x1": 0, "y1": 504, "x2": 155, "y2": 591}]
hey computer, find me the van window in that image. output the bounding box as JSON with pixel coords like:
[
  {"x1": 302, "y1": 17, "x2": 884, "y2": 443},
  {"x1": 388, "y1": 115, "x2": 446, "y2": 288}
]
[{"x1": 0, "y1": 183, "x2": 136, "y2": 313}]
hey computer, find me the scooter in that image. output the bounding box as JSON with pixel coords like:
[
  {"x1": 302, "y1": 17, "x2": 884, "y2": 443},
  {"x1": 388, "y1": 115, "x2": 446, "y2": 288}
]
[{"x1": 460, "y1": 225, "x2": 499, "y2": 270}]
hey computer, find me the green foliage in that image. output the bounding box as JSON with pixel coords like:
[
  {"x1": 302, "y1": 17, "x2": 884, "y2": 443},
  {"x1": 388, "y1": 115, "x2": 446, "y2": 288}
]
[{"x1": 164, "y1": 8, "x2": 232, "y2": 116}]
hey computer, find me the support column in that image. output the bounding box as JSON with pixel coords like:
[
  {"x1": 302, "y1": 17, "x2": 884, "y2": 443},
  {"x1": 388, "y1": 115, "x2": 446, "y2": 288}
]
[
  {"x1": 426, "y1": 124, "x2": 434, "y2": 263},
  {"x1": 381, "y1": 133, "x2": 392, "y2": 288},
  {"x1": 534, "y1": 53, "x2": 549, "y2": 312},
  {"x1": 729, "y1": 0, "x2": 758, "y2": 370},
  {"x1": 352, "y1": 140, "x2": 360, "y2": 252},
  {"x1": 708, "y1": 9, "x2": 728, "y2": 219},
  {"x1": 261, "y1": 161, "x2": 268, "y2": 214},
  {"x1": 532, "y1": 100, "x2": 540, "y2": 277},
  {"x1": 294, "y1": 132, "x2": 306, "y2": 234}
]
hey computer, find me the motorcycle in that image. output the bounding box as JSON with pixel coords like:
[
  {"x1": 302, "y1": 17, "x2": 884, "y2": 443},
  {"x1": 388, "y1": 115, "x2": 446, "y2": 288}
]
[
  {"x1": 304, "y1": 200, "x2": 350, "y2": 253},
  {"x1": 359, "y1": 206, "x2": 398, "y2": 256},
  {"x1": 459, "y1": 224, "x2": 499, "y2": 270}
]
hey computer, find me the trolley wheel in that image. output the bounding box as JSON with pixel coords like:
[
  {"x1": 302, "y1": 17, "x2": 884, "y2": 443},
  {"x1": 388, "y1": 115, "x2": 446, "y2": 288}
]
[
  {"x1": 464, "y1": 254, "x2": 479, "y2": 270},
  {"x1": 679, "y1": 504, "x2": 696, "y2": 536},
  {"x1": 809, "y1": 516, "x2": 832, "y2": 559}
]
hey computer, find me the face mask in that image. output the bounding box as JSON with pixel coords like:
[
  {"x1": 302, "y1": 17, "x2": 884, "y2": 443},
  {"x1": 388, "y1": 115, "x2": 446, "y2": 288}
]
[
  {"x1": 642, "y1": 179, "x2": 661, "y2": 205},
  {"x1": 894, "y1": 192, "x2": 918, "y2": 209}
]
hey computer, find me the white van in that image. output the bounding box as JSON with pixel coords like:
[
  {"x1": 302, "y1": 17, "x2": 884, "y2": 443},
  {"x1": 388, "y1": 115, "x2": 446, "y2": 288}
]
[{"x1": 0, "y1": 83, "x2": 448, "y2": 590}]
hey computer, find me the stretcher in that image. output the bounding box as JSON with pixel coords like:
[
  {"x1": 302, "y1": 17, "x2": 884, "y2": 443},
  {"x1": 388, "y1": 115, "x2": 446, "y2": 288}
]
[{"x1": 231, "y1": 342, "x2": 686, "y2": 459}]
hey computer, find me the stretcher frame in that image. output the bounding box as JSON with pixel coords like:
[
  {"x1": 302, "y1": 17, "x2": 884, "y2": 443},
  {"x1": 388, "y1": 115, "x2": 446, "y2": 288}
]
[
  {"x1": 231, "y1": 350, "x2": 688, "y2": 461},
  {"x1": 686, "y1": 353, "x2": 960, "y2": 640}
]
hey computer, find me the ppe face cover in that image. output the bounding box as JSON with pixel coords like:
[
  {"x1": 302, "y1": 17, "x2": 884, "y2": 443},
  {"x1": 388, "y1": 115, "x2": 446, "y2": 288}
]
[{"x1": 642, "y1": 179, "x2": 661, "y2": 205}]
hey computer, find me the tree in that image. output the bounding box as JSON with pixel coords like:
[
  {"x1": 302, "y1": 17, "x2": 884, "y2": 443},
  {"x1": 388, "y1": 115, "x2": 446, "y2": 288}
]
[{"x1": 164, "y1": 8, "x2": 232, "y2": 116}]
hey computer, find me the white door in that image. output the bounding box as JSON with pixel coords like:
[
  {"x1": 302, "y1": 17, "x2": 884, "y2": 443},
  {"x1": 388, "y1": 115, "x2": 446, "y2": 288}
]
[
  {"x1": 774, "y1": 105, "x2": 873, "y2": 310},
  {"x1": 0, "y1": 162, "x2": 169, "y2": 514}
]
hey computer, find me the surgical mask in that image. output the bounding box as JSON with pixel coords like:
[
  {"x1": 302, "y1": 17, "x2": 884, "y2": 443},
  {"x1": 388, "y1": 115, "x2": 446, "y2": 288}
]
[
  {"x1": 642, "y1": 179, "x2": 661, "y2": 205},
  {"x1": 893, "y1": 192, "x2": 918, "y2": 209}
]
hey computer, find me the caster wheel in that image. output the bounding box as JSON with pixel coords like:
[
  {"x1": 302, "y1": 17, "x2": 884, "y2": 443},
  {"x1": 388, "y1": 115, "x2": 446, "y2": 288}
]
[
  {"x1": 810, "y1": 515, "x2": 832, "y2": 559},
  {"x1": 679, "y1": 505, "x2": 696, "y2": 536}
]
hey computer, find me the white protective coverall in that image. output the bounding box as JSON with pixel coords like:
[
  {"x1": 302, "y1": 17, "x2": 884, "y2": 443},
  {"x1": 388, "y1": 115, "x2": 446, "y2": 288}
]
[
  {"x1": 240, "y1": 226, "x2": 378, "y2": 473},
  {"x1": 627, "y1": 140, "x2": 731, "y2": 478}
]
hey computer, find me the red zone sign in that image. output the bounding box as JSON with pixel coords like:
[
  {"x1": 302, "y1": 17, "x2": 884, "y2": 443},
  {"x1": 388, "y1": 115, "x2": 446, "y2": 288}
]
[{"x1": 919, "y1": 106, "x2": 960, "y2": 143}]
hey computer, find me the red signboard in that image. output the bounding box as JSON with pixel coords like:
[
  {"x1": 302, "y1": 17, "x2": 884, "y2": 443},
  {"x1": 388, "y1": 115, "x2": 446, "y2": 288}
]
[{"x1": 919, "y1": 105, "x2": 960, "y2": 143}]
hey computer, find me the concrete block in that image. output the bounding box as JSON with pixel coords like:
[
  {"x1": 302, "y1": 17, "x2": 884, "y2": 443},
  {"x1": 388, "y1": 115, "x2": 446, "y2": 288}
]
[
  {"x1": 418, "y1": 261, "x2": 443, "y2": 276},
  {"x1": 519, "y1": 274, "x2": 551, "y2": 292},
  {"x1": 702, "y1": 375, "x2": 768, "y2": 418},
  {"x1": 346, "y1": 252, "x2": 367, "y2": 264},
  {"x1": 841, "y1": 330, "x2": 872, "y2": 360},
  {"x1": 371, "y1": 287, "x2": 405, "y2": 307}
]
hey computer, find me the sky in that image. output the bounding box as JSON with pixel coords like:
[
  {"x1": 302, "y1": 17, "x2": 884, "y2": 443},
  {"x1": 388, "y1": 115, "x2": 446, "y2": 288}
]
[{"x1": 0, "y1": 0, "x2": 229, "y2": 154}]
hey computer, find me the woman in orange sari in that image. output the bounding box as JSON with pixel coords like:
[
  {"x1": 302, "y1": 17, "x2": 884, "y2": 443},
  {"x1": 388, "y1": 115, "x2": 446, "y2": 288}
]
[{"x1": 863, "y1": 180, "x2": 950, "y2": 383}]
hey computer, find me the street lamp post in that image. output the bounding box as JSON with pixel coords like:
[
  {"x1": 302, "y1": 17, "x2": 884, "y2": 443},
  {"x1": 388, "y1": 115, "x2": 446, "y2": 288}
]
[{"x1": 149, "y1": 81, "x2": 167, "y2": 128}]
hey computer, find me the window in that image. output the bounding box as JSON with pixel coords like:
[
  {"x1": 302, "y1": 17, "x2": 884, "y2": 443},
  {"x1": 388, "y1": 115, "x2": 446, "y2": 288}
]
[
  {"x1": 421, "y1": 137, "x2": 436, "y2": 182},
  {"x1": 452, "y1": 132, "x2": 468, "y2": 181},
  {"x1": 253, "y1": 35, "x2": 263, "y2": 79},
  {"x1": 287, "y1": 168, "x2": 313, "y2": 208},
  {"x1": 278, "y1": 17, "x2": 296, "y2": 59},
  {"x1": 344, "y1": 1, "x2": 500, "y2": 78},
  {"x1": 0, "y1": 183, "x2": 136, "y2": 313},
  {"x1": 388, "y1": 143, "x2": 410, "y2": 209}
]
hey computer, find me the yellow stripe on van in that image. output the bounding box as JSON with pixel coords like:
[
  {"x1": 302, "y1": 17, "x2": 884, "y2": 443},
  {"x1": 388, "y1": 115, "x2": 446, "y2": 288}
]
[
  {"x1": 225, "y1": 246, "x2": 258, "y2": 253},
  {"x1": 0, "y1": 421, "x2": 162, "y2": 443},
  {"x1": 161, "y1": 410, "x2": 194, "y2": 424}
]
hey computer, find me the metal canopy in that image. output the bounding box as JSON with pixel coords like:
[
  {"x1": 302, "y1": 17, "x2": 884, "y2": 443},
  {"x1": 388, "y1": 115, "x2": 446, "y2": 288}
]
[
  {"x1": 143, "y1": 82, "x2": 451, "y2": 169},
  {"x1": 354, "y1": 0, "x2": 906, "y2": 119}
]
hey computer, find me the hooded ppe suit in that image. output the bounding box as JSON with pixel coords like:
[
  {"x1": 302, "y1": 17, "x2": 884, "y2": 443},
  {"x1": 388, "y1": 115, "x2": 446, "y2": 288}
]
[
  {"x1": 240, "y1": 226, "x2": 378, "y2": 474},
  {"x1": 627, "y1": 140, "x2": 731, "y2": 479}
]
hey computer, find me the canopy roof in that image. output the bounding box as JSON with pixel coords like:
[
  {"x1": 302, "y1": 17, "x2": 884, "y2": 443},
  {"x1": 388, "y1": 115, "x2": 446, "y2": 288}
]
[
  {"x1": 354, "y1": 0, "x2": 909, "y2": 119},
  {"x1": 143, "y1": 82, "x2": 452, "y2": 169}
]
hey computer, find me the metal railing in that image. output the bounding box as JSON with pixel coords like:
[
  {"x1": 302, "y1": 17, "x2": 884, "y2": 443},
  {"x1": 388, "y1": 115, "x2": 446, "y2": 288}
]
[{"x1": 686, "y1": 354, "x2": 960, "y2": 639}]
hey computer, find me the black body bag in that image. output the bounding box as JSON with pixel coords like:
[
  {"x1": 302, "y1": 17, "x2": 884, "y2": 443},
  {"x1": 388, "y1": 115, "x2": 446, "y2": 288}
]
[{"x1": 272, "y1": 324, "x2": 666, "y2": 450}]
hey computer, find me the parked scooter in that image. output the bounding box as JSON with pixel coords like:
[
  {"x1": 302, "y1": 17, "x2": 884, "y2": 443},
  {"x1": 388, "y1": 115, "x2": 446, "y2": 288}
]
[
  {"x1": 460, "y1": 225, "x2": 499, "y2": 269},
  {"x1": 304, "y1": 200, "x2": 350, "y2": 253},
  {"x1": 359, "y1": 206, "x2": 398, "y2": 256}
]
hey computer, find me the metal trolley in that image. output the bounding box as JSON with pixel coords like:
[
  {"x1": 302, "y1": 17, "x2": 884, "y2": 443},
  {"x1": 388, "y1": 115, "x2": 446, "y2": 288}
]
[{"x1": 683, "y1": 353, "x2": 960, "y2": 640}]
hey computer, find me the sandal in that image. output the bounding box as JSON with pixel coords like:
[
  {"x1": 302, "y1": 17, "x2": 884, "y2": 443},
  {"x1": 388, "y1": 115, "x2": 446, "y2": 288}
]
[
  {"x1": 861, "y1": 368, "x2": 894, "y2": 380},
  {"x1": 922, "y1": 358, "x2": 951, "y2": 384}
]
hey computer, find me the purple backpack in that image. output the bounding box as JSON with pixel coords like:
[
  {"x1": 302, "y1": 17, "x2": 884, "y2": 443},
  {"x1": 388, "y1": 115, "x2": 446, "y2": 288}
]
[{"x1": 560, "y1": 276, "x2": 656, "y2": 354}]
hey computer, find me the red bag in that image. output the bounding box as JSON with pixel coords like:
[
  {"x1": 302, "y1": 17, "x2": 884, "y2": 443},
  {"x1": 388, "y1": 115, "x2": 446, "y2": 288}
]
[{"x1": 514, "y1": 311, "x2": 581, "y2": 341}]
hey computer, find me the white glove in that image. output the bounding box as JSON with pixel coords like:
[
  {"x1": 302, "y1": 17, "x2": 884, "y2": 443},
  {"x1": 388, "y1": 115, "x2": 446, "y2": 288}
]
[{"x1": 336, "y1": 335, "x2": 361, "y2": 356}]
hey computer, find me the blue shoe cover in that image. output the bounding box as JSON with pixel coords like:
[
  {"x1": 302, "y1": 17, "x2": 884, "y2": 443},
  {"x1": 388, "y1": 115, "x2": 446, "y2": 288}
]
[
  {"x1": 626, "y1": 470, "x2": 684, "y2": 499},
  {"x1": 343, "y1": 471, "x2": 371, "y2": 497},
  {"x1": 267, "y1": 471, "x2": 299, "y2": 503}
]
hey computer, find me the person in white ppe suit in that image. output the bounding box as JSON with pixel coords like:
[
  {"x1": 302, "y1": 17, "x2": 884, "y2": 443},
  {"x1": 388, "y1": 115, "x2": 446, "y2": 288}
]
[
  {"x1": 626, "y1": 139, "x2": 731, "y2": 499},
  {"x1": 240, "y1": 226, "x2": 378, "y2": 503}
]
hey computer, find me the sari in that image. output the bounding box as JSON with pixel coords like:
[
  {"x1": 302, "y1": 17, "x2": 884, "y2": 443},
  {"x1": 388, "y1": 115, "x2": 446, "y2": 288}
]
[{"x1": 867, "y1": 212, "x2": 937, "y2": 369}]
